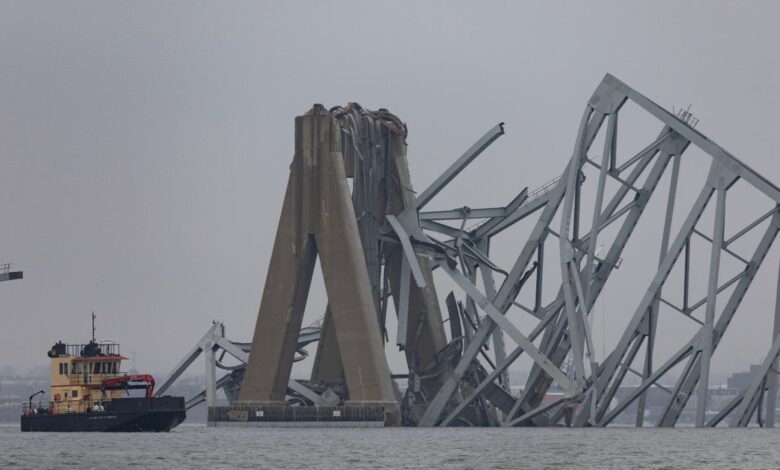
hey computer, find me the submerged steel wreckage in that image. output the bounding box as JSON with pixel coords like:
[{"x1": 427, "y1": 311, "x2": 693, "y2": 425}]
[{"x1": 159, "y1": 74, "x2": 780, "y2": 427}]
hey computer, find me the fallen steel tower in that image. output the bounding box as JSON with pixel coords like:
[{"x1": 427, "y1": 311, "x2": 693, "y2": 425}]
[{"x1": 202, "y1": 74, "x2": 780, "y2": 427}]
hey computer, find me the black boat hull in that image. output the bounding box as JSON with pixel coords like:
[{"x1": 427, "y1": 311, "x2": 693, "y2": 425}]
[{"x1": 21, "y1": 397, "x2": 186, "y2": 432}]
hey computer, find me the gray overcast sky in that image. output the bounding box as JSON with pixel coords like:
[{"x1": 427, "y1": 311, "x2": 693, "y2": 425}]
[{"x1": 1, "y1": 1, "x2": 779, "y2": 379}]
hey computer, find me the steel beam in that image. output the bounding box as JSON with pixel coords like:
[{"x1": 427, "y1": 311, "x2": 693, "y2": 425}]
[
  {"x1": 414, "y1": 123, "x2": 505, "y2": 210},
  {"x1": 766, "y1": 259, "x2": 780, "y2": 427},
  {"x1": 730, "y1": 332, "x2": 780, "y2": 427},
  {"x1": 696, "y1": 187, "x2": 727, "y2": 427},
  {"x1": 644, "y1": 212, "x2": 778, "y2": 426},
  {"x1": 589, "y1": 173, "x2": 716, "y2": 423},
  {"x1": 637, "y1": 151, "x2": 682, "y2": 426},
  {"x1": 603, "y1": 74, "x2": 780, "y2": 203}
]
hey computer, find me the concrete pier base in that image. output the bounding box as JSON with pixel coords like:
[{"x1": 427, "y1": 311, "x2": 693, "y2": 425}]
[{"x1": 208, "y1": 404, "x2": 389, "y2": 427}]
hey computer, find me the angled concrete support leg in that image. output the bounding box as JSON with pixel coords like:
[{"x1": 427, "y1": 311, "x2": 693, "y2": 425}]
[{"x1": 239, "y1": 106, "x2": 398, "y2": 422}]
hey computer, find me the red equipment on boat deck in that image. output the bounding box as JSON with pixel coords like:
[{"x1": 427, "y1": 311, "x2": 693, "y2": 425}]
[{"x1": 101, "y1": 374, "x2": 155, "y2": 399}]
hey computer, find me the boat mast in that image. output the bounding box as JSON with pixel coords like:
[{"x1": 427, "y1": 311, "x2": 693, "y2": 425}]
[{"x1": 92, "y1": 312, "x2": 96, "y2": 342}]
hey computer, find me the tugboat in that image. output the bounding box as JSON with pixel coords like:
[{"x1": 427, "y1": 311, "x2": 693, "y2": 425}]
[{"x1": 21, "y1": 314, "x2": 186, "y2": 432}]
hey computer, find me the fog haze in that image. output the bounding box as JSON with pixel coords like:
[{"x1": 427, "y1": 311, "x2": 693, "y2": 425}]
[{"x1": 1, "y1": 1, "x2": 779, "y2": 379}]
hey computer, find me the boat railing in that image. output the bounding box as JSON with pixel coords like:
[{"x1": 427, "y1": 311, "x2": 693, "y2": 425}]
[
  {"x1": 61, "y1": 342, "x2": 121, "y2": 358},
  {"x1": 22, "y1": 398, "x2": 115, "y2": 416},
  {"x1": 524, "y1": 175, "x2": 561, "y2": 204}
]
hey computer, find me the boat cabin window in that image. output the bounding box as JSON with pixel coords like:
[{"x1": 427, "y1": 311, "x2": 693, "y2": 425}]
[
  {"x1": 58, "y1": 363, "x2": 63, "y2": 374},
  {"x1": 64, "y1": 392, "x2": 68, "y2": 399},
  {"x1": 72, "y1": 390, "x2": 78, "y2": 398},
  {"x1": 112, "y1": 362, "x2": 118, "y2": 374},
  {"x1": 93, "y1": 363, "x2": 101, "y2": 374}
]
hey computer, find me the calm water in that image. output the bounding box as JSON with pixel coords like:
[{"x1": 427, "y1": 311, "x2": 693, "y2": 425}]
[{"x1": 1, "y1": 424, "x2": 778, "y2": 469}]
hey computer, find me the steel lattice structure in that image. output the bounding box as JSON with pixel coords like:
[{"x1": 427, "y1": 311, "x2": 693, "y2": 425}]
[{"x1": 209, "y1": 74, "x2": 780, "y2": 427}]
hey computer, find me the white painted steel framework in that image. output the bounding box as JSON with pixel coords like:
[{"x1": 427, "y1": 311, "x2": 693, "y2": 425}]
[
  {"x1": 201, "y1": 74, "x2": 780, "y2": 427},
  {"x1": 410, "y1": 75, "x2": 780, "y2": 427}
]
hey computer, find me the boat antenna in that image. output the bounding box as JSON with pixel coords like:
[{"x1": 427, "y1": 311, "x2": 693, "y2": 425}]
[{"x1": 92, "y1": 312, "x2": 96, "y2": 342}]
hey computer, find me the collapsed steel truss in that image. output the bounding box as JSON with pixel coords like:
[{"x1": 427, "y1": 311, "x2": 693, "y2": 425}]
[{"x1": 225, "y1": 74, "x2": 780, "y2": 427}]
